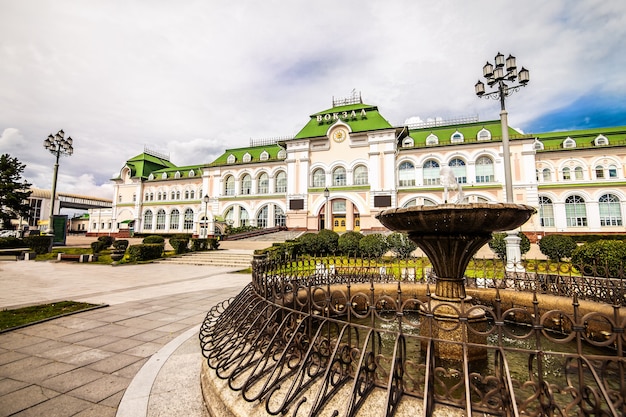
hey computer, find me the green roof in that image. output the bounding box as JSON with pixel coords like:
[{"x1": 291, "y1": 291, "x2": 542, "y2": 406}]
[
  {"x1": 404, "y1": 120, "x2": 529, "y2": 147},
  {"x1": 293, "y1": 103, "x2": 393, "y2": 139},
  {"x1": 534, "y1": 125, "x2": 626, "y2": 151},
  {"x1": 146, "y1": 164, "x2": 204, "y2": 181},
  {"x1": 124, "y1": 153, "x2": 177, "y2": 179},
  {"x1": 209, "y1": 144, "x2": 285, "y2": 167}
]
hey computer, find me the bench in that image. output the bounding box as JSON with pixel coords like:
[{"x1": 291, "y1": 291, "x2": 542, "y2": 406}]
[
  {"x1": 0, "y1": 248, "x2": 33, "y2": 261},
  {"x1": 57, "y1": 253, "x2": 91, "y2": 262}
]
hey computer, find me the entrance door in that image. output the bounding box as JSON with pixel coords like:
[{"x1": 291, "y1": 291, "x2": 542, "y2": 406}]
[{"x1": 333, "y1": 215, "x2": 346, "y2": 232}]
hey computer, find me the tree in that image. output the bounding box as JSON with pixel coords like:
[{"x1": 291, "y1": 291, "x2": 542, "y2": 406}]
[
  {"x1": 488, "y1": 232, "x2": 530, "y2": 260},
  {"x1": 0, "y1": 154, "x2": 32, "y2": 229},
  {"x1": 386, "y1": 232, "x2": 417, "y2": 259},
  {"x1": 538, "y1": 234, "x2": 577, "y2": 261}
]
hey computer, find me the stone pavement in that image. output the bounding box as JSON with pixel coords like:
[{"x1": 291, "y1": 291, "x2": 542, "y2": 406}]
[{"x1": 0, "y1": 259, "x2": 251, "y2": 417}]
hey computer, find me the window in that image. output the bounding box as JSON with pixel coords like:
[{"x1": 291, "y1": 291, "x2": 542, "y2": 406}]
[
  {"x1": 451, "y1": 131, "x2": 464, "y2": 143},
  {"x1": 170, "y1": 209, "x2": 180, "y2": 230},
  {"x1": 225, "y1": 207, "x2": 234, "y2": 225},
  {"x1": 243, "y1": 152, "x2": 251, "y2": 163},
  {"x1": 313, "y1": 168, "x2": 325, "y2": 187},
  {"x1": 354, "y1": 165, "x2": 368, "y2": 185},
  {"x1": 562, "y1": 167, "x2": 571, "y2": 180},
  {"x1": 148, "y1": 173, "x2": 154, "y2": 180},
  {"x1": 185, "y1": 190, "x2": 190, "y2": 199},
  {"x1": 183, "y1": 209, "x2": 194, "y2": 230},
  {"x1": 423, "y1": 160, "x2": 440, "y2": 185},
  {"x1": 449, "y1": 158, "x2": 467, "y2": 183},
  {"x1": 161, "y1": 172, "x2": 167, "y2": 179},
  {"x1": 542, "y1": 168, "x2": 551, "y2": 182},
  {"x1": 176, "y1": 191, "x2": 181, "y2": 200},
  {"x1": 477, "y1": 128, "x2": 491, "y2": 141},
  {"x1": 240, "y1": 208, "x2": 249, "y2": 227},
  {"x1": 609, "y1": 165, "x2": 618, "y2": 178},
  {"x1": 595, "y1": 165, "x2": 605, "y2": 179},
  {"x1": 225, "y1": 175, "x2": 235, "y2": 196},
  {"x1": 565, "y1": 195, "x2": 587, "y2": 227},
  {"x1": 257, "y1": 205, "x2": 268, "y2": 228},
  {"x1": 398, "y1": 161, "x2": 415, "y2": 186},
  {"x1": 258, "y1": 173, "x2": 269, "y2": 194},
  {"x1": 599, "y1": 194, "x2": 622, "y2": 226},
  {"x1": 539, "y1": 196, "x2": 555, "y2": 227},
  {"x1": 227, "y1": 154, "x2": 236, "y2": 164},
  {"x1": 426, "y1": 134, "x2": 438, "y2": 146},
  {"x1": 156, "y1": 209, "x2": 166, "y2": 230},
  {"x1": 118, "y1": 195, "x2": 122, "y2": 203},
  {"x1": 332, "y1": 167, "x2": 346, "y2": 186},
  {"x1": 175, "y1": 171, "x2": 181, "y2": 179},
  {"x1": 133, "y1": 193, "x2": 136, "y2": 202},
  {"x1": 595, "y1": 135, "x2": 609, "y2": 146},
  {"x1": 143, "y1": 210, "x2": 153, "y2": 230},
  {"x1": 475, "y1": 156, "x2": 494, "y2": 183},
  {"x1": 188, "y1": 170, "x2": 195, "y2": 177},
  {"x1": 574, "y1": 166, "x2": 583, "y2": 180},
  {"x1": 260, "y1": 151, "x2": 269, "y2": 161},
  {"x1": 276, "y1": 171, "x2": 287, "y2": 193},
  {"x1": 277, "y1": 149, "x2": 286, "y2": 159},
  {"x1": 241, "y1": 174, "x2": 252, "y2": 195},
  {"x1": 533, "y1": 139, "x2": 544, "y2": 150},
  {"x1": 402, "y1": 137, "x2": 414, "y2": 147},
  {"x1": 274, "y1": 206, "x2": 286, "y2": 227},
  {"x1": 563, "y1": 137, "x2": 576, "y2": 148},
  {"x1": 190, "y1": 190, "x2": 195, "y2": 199}
]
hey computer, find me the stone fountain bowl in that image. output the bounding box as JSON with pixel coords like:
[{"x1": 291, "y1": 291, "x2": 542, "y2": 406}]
[{"x1": 376, "y1": 202, "x2": 536, "y2": 235}]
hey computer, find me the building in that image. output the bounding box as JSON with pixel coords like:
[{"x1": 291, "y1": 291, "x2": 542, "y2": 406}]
[{"x1": 89, "y1": 94, "x2": 626, "y2": 239}]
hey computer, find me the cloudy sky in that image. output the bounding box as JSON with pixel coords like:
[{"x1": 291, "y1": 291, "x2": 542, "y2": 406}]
[{"x1": 1, "y1": 0, "x2": 625, "y2": 201}]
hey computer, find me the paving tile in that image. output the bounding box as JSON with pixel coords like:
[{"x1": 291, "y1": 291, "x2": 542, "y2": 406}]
[
  {"x1": 18, "y1": 324, "x2": 80, "y2": 339},
  {"x1": 72, "y1": 402, "x2": 117, "y2": 417},
  {"x1": 76, "y1": 334, "x2": 123, "y2": 348},
  {"x1": 131, "y1": 329, "x2": 170, "y2": 343},
  {"x1": 0, "y1": 378, "x2": 28, "y2": 396},
  {"x1": 13, "y1": 361, "x2": 77, "y2": 384},
  {"x1": 37, "y1": 343, "x2": 92, "y2": 361},
  {"x1": 114, "y1": 317, "x2": 164, "y2": 330},
  {"x1": 68, "y1": 374, "x2": 129, "y2": 403},
  {"x1": 87, "y1": 353, "x2": 144, "y2": 373},
  {"x1": 40, "y1": 367, "x2": 105, "y2": 393},
  {"x1": 0, "y1": 385, "x2": 60, "y2": 416},
  {"x1": 99, "y1": 389, "x2": 124, "y2": 408},
  {"x1": 154, "y1": 322, "x2": 191, "y2": 334},
  {"x1": 96, "y1": 324, "x2": 148, "y2": 338},
  {"x1": 0, "y1": 356, "x2": 53, "y2": 379},
  {"x1": 55, "y1": 316, "x2": 109, "y2": 331},
  {"x1": 16, "y1": 339, "x2": 70, "y2": 356},
  {"x1": 10, "y1": 393, "x2": 93, "y2": 417},
  {"x1": 0, "y1": 350, "x2": 28, "y2": 366},
  {"x1": 0, "y1": 333, "x2": 47, "y2": 350},
  {"x1": 57, "y1": 330, "x2": 101, "y2": 344},
  {"x1": 58, "y1": 348, "x2": 115, "y2": 366},
  {"x1": 112, "y1": 357, "x2": 148, "y2": 379},
  {"x1": 98, "y1": 337, "x2": 145, "y2": 353}
]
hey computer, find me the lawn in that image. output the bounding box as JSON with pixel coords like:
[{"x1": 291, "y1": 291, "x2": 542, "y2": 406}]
[{"x1": 0, "y1": 301, "x2": 104, "y2": 332}]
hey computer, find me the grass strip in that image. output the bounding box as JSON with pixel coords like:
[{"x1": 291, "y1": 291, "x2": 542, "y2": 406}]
[{"x1": 0, "y1": 301, "x2": 106, "y2": 332}]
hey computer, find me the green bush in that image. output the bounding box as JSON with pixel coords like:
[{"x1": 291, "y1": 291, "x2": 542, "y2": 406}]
[
  {"x1": 488, "y1": 232, "x2": 530, "y2": 260},
  {"x1": 297, "y1": 233, "x2": 324, "y2": 255},
  {"x1": 338, "y1": 231, "x2": 363, "y2": 256},
  {"x1": 0, "y1": 236, "x2": 25, "y2": 249},
  {"x1": 571, "y1": 240, "x2": 626, "y2": 277},
  {"x1": 317, "y1": 229, "x2": 339, "y2": 254},
  {"x1": 143, "y1": 235, "x2": 165, "y2": 244},
  {"x1": 190, "y1": 238, "x2": 208, "y2": 251},
  {"x1": 23, "y1": 235, "x2": 53, "y2": 254},
  {"x1": 169, "y1": 238, "x2": 189, "y2": 254},
  {"x1": 538, "y1": 234, "x2": 577, "y2": 261},
  {"x1": 127, "y1": 243, "x2": 164, "y2": 262},
  {"x1": 112, "y1": 239, "x2": 129, "y2": 251},
  {"x1": 386, "y1": 232, "x2": 417, "y2": 259},
  {"x1": 90, "y1": 241, "x2": 108, "y2": 254},
  {"x1": 359, "y1": 233, "x2": 389, "y2": 258},
  {"x1": 97, "y1": 236, "x2": 115, "y2": 248},
  {"x1": 208, "y1": 238, "x2": 220, "y2": 250}
]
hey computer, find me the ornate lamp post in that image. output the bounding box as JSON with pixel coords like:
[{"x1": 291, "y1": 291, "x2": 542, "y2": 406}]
[
  {"x1": 43, "y1": 130, "x2": 74, "y2": 236},
  {"x1": 203, "y1": 194, "x2": 210, "y2": 237},
  {"x1": 323, "y1": 187, "x2": 330, "y2": 230},
  {"x1": 475, "y1": 53, "x2": 530, "y2": 271}
]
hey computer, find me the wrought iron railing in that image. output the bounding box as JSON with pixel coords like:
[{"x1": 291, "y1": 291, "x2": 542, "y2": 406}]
[{"x1": 200, "y1": 255, "x2": 626, "y2": 417}]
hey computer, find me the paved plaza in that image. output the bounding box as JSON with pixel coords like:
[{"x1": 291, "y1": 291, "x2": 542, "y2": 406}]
[{"x1": 0, "y1": 257, "x2": 251, "y2": 417}]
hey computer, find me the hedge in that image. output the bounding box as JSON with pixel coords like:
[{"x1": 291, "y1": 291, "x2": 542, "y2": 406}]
[
  {"x1": 127, "y1": 243, "x2": 164, "y2": 262},
  {"x1": 170, "y1": 238, "x2": 189, "y2": 254},
  {"x1": 23, "y1": 235, "x2": 53, "y2": 254},
  {"x1": 143, "y1": 235, "x2": 165, "y2": 244}
]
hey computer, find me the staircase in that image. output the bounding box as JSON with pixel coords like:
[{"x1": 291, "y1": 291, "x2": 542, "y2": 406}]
[{"x1": 157, "y1": 250, "x2": 253, "y2": 268}]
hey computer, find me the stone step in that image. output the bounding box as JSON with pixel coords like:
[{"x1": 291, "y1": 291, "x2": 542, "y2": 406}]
[{"x1": 156, "y1": 250, "x2": 253, "y2": 267}]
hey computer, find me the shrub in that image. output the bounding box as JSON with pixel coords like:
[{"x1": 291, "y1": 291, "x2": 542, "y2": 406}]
[
  {"x1": 190, "y1": 238, "x2": 208, "y2": 251},
  {"x1": 208, "y1": 238, "x2": 220, "y2": 250},
  {"x1": 317, "y1": 229, "x2": 339, "y2": 254},
  {"x1": 488, "y1": 232, "x2": 530, "y2": 260},
  {"x1": 0, "y1": 236, "x2": 25, "y2": 249},
  {"x1": 338, "y1": 231, "x2": 363, "y2": 256},
  {"x1": 143, "y1": 235, "x2": 165, "y2": 244},
  {"x1": 571, "y1": 240, "x2": 626, "y2": 277},
  {"x1": 538, "y1": 234, "x2": 577, "y2": 261},
  {"x1": 127, "y1": 243, "x2": 164, "y2": 262},
  {"x1": 97, "y1": 236, "x2": 115, "y2": 248},
  {"x1": 170, "y1": 238, "x2": 189, "y2": 254},
  {"x1": 112, "y1": 239, "x2": 129, "y2": 251},
  {"x1": 386, "y1": 232, "x2": 417, "y2": 259},
  {"x1": 359, "y1": 233, "x2": 389, "y2": 258},
  {"x1": 90, "y1": 241, "x2": 107, "y2": 254},
  {"x1": 297, "y1": 233, "x2": 324, "y2": 255},
  {"x1": 23, "y1": 235, "x2": 53, "y2": 254}
]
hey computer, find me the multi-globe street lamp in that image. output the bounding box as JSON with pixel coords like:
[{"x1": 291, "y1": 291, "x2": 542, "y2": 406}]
[
  {"x1": 203, "y1": 194, "x2": 210, "y2": 237},
  {"x1": 475, "y1": 53, "x2": 529, "y2": 271},
  {"x1": 43, "y1": 130, "x2": 74, "y2": 236}
]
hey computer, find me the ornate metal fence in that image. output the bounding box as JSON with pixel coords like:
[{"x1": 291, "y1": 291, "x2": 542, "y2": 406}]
[{"x1": 200, "y1": 255, "x2": 626, "y2": 417}]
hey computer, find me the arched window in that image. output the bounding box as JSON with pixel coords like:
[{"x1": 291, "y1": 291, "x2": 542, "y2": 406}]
[
  {"x1": 257, "y1": 173, "x2": 269, "y2": 194},
  {"x1": 143, "y1": 210, "x2": 153, "y2": 230},
  {"x1": 574, "y1": 166, "x2": 583, "y2": 180},
  {"x1": 542, "y1": 168, "x2": 551, "y2": 182},
  {"x1": 242, "y1": 152, "x2": 251, "y2": 163},
  {"x1": 609, "y1": 165, "x2": 618, "y2": 178},
  {"x1": 241, "y1": 174, "x2": 252, "y2": 195},
  {"x1": 184, "y1": 190, "x2": 190, "y2": 199},
  {"x1": 449, "y1": 158, "x2": 467, "y2": 183},
  {"x1": 332, "y1": 167, "x2": 346, "y2": 186},
  {"x1": 156, "y1": 209, "x2": 166, "y2": 230},
  {"x1": 312, "y1": 168, "x2": 325, "y2": 187},
  {"x1": 240, "y1": 208, "x2": 249, "y2": 227},
  {"x1": 257, "y1": 205, "x2": 268, "y2": 228},
  {"x1": 475, "y1": 156, "x2": 494, "y2": 183},
  {"x1": 277, "y1": 149, "x2": 286, "y2": 159},
  {"x1": 565, "y1": 195, "x2": 587, "y2": 227},
  {"x1": 595, "y1": 165, "x2": 605, "y2": 179},
  {"x1": 170, "y1": 209, "x2": 180, "y2": 230},
  {"x1": 176, "y1": 191, "x2": 181, "y2": 200},
  {"x1": 423, "y1": 160, "x2": 440, "y2": 185},
  {"x1": 224, "y1": 175, "x2": 235, "y2": 196},
  {"x1": 260, "y1": 151, "x2": 269, "y2": 161},
  {"x1": 562, "y1": 167, "x2": 571, "y2": 180},
  {"x1": 224, "y1": 207, "x2": 234, "y2": 225},
  {"x1": 190, "y1": 190, "x2": 195, "y2": 199},
  {"x1": 227, "y1": 154, "x2": 236, "y2": 164},
  {"x1": 426, "y1": 134, "x2": 439, "y2": 146},
  {"x1": 171, "y1": 191, "x2": 175, "y2": 200},
  {"x1": 451, "y1": 131, "x2": 464, "y2": 143},
  {"x1": 402, "y1": 137, "x2": 414, "y2": 147},
  {"x1": 599, "y1": 194, "x2": 622, "y2": 226},
  {"x1": 595, "y1": 135, "x2": 609, "y2": 146},
  {"x1": 563, "y1": 137, "x2": 576, "y2": 148},
  {"x1": 183, "y1": 209, "x2": 194, "y2": 230},
  {"x1": 354, "y1": 165, "x2": 368, "y2": 185},
  {"x1": 539, "y1": 196, "x2": 554, "y2": 227},
  {"x1": 276, "y1": 171, "x2": 287, "y2": 193},
  {"x1": 398, "y1": 161, "x2": 415, "y2": 186},
  {"x1": 274, "y1": 205, "x2": 286, "y2": 227},
  {"x1": 477, "y1": 128, "x2": 491, "y2": 141}
]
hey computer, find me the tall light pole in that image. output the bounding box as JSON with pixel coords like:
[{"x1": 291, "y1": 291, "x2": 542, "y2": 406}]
[
  {"x1": 43, "y1": 130, "x2": 74, "y2": 237},
  {"x1": 203, "y1": 194, "x2": 210, "y2": 237},
  {"x1": 475, "y1": 53, "x2": 529, "y2": 271},
  {"x1": 323, "y1": 187, "x2": 330, "y2": 230}
]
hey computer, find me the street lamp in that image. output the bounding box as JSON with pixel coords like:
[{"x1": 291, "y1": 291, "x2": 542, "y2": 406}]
[
  {"x1": 203, "y1": 194, "x2": 210, "y2": 237},
  {"x1": 323, "y1": 187, "x2": 330, "y2": 230},
  {"x1": 475, "y1": 53, "x2": 530, "y2": 271},
  {"x1": 43, "y1": 130, "x2": 74, "y2": 236}
]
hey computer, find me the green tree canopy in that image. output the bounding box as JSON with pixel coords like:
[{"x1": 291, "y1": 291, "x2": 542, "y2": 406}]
[{"x1": 0, "y1": 154, "x2": 32, "y2": 229}]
